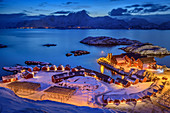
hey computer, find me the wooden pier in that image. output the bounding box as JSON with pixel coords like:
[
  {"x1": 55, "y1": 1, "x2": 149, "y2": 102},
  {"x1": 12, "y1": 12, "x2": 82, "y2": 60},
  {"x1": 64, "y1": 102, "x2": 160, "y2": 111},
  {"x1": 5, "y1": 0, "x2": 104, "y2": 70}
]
[{"x1": 97, "y1": 61, "x2": 129, "y2": 76}]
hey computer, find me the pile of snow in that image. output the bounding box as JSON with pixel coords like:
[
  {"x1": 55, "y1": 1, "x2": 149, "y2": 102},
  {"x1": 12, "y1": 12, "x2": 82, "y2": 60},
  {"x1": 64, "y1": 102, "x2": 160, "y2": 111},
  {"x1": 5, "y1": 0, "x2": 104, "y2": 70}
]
[{"x1": 0, "y1": 87, "x2": 113, "y2": 113}]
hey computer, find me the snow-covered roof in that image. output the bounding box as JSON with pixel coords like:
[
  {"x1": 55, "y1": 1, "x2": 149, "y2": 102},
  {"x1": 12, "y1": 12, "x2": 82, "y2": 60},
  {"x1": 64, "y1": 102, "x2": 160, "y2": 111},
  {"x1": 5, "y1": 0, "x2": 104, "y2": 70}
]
[
  {"x1": 44, "y1": 86, "x2": 76, "y2": 96},
  {"x1": 135, "y1": 70, "x2": 146, "y2": 76},
  {"x1": 2, "y1": 74, "x2": 18, "y2": 80}
]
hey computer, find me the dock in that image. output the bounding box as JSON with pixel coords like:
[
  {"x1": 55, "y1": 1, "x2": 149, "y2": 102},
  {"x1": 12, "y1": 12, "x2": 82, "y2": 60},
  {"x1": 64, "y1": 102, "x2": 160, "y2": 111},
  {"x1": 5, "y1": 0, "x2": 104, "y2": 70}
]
[
  {"x1": 97, "y1": 61, "x2": 129, "y2": 76},
  {"x1": 76, "y1": 66, "x2": 111, "y2": 82}
]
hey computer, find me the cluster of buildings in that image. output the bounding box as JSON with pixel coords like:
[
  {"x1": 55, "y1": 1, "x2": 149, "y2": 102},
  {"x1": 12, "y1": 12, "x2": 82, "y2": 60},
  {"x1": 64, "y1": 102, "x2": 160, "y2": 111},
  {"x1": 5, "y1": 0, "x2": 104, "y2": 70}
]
[
  {"x1": 102, "y1": 81, "x2": 165, "y2": 105},
  {"x1": 106, "y1": 53, "x2": 157, "y2": 70}
]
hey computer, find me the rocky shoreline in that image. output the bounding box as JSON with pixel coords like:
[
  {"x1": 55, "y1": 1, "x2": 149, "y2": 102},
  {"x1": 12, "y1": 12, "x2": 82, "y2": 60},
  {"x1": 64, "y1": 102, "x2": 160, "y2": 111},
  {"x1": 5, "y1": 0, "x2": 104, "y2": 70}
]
[
  {"x1": 120, "y1": 43, "x2": 170, "y2": 55},
  {"x1": 80, "y1": 36, "x2": 170, "y2": 56},
  {"x1": 66, "y1": 50, "x2": 90, "y2": 57}
]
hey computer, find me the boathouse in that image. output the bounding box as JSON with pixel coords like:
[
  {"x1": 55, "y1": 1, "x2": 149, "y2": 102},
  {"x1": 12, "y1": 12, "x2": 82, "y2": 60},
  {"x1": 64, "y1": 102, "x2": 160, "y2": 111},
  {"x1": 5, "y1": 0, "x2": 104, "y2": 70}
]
[
  {"x1": 136, "y1": 57, "x2": 156, "y2": 69},
  {"x1": 111, "y1": 54, "x2": 126, "y2": 65},
  {"x1": 2, "y1": 74, "x2": 18, "y2": 83},
  {"x1": 33, "y1": 66, "x2": 40, "y2": 71},
  {"x1": 108, "y1": 53, "x2": 156, "y2": 69}
]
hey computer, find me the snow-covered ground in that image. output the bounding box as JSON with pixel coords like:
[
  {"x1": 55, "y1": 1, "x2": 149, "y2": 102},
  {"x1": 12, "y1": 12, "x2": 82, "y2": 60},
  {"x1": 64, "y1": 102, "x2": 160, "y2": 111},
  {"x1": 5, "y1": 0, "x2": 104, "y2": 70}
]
[
  {"x1": 0, "y1": 71, "x2": 110, "y2": 107},
  {"x1": 0, "y1": 87, "x2": 114, "y2": 113},
  {"x1": 0, "y1": 69, "x2": 169, "y2": 113}
]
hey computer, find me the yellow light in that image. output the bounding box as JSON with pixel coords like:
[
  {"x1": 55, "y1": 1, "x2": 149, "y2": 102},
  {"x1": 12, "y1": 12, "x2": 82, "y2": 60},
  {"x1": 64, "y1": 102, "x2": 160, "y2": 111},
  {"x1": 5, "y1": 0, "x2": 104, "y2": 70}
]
[
  {"x1": 101, "y1": 51, "x2": 104, "y2": 54},
  {"x1": 100, "y1": 65, "x2": 104, "y2": 74}
]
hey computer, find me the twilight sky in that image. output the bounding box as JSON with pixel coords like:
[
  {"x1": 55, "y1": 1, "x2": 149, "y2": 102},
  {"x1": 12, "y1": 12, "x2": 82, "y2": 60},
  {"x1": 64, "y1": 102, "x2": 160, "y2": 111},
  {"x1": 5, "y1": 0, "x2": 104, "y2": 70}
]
[{"x1": 0, "y1": 0, "x2": 170, "y2": 17}]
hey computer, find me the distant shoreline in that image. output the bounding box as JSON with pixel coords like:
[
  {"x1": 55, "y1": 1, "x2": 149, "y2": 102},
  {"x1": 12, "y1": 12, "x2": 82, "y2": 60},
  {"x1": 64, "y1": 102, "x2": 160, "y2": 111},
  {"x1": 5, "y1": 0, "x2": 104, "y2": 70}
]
[{"x1": 0, "y1": 28, "x2": 170, "y2": 30}]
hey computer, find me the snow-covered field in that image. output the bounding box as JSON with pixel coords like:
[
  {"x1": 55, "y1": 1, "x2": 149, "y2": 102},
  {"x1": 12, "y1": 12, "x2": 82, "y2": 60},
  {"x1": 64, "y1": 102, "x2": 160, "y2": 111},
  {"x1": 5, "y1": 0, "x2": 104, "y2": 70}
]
[{"x1": 0, "y1": 87, "x2": 114, "y2": 113}]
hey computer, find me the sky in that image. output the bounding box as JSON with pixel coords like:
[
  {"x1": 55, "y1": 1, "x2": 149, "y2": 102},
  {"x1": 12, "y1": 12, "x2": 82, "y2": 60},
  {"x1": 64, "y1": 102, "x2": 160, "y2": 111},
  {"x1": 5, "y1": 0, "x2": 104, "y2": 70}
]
[{"x1": 0, "y1": 0, "x2": 170, "y2": 17}]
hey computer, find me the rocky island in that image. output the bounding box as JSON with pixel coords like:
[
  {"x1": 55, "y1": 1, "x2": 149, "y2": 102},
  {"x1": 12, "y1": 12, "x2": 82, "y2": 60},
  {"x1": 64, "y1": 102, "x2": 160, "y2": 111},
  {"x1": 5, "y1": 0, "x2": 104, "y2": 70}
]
[
  {"x1": 80, "y1": 36, "x2": 141, "y2": 46},
  {"x1": 43, "y1": 44, "x2": 57, "y2": 47},
  {"x1": 120, "y1": 43, "x2": 170, "y2": 55},
  {"x1": 0, "y1": 44, "x2": 7, "y2": 48},
  {"x1": 80, "y1": 36, "x2": 170, "y2": 56},
  {"x1": 66, "y1": 50, "x2": 90, "y2": 57}
]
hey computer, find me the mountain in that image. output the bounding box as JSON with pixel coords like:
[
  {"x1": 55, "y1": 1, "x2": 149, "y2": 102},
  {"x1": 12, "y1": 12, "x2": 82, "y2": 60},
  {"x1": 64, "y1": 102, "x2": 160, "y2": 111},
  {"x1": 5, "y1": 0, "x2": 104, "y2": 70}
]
[
  {"x1": 128, "y1": 18, "x2": 159, "y2": 29},
  {"x1": 0, "y1": 10, "x2": 169, "y2": 29},
  {"x1": 159, "y1": 21, "x2": 170, "y2": 30}
]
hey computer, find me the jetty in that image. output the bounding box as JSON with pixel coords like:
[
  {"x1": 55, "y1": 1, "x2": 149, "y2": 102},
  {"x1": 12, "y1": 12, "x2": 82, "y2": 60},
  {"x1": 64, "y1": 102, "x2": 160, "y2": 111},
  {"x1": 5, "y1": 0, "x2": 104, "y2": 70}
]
[
  {"x1": 76, "y1": 66, "x2": 112, "y2": 82},
  {"x1": 97, "y1": 61, "x2": 129, "y2": 76}
]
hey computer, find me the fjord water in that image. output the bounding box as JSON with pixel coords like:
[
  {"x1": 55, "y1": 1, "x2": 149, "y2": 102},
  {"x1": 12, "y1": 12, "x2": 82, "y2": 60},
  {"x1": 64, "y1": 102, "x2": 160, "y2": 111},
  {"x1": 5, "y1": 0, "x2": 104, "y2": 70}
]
[{"x1": 0, "y1": 29, "x2": 170, "y2": 78}]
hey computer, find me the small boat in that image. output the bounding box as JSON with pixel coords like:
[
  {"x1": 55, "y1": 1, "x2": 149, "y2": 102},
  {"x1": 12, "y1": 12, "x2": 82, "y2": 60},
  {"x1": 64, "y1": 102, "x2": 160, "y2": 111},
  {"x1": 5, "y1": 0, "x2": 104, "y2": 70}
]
[
  {"x1": 43, "y1": 44, "x2": 57, "y2": 47},
  {"x1": 66, "y1": 53, "x2": 72, "y2": 57},
  {"x1": 25, "y1": 61, "x2": 51, "y2": 65}
]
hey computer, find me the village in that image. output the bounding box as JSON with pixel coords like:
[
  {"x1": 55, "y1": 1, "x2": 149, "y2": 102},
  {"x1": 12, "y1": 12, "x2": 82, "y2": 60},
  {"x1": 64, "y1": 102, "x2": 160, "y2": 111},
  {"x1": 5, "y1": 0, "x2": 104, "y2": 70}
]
[{"x1": 0, "y1": 52, "x2": 169, "y2": 112}]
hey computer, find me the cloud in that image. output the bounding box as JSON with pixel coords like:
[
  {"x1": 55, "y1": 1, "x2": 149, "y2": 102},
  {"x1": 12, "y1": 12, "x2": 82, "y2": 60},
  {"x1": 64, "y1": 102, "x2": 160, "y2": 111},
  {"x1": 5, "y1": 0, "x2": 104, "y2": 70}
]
[
  {"x1": 62, "y1": 2, "x2": 78, "y2": 5},
  {"x1": 35, "y1": 9, "x2": 50, "y2": 12},
  {"x1": 110, "y1": 3, "x2": 170, "y2": 16},
  {"x1": 142, "y1": 4, "x2": 170, "y2": 13},
  {"x1": 125, "y1": 4, "x2": 140, "y2": 8},
  {"x1": 51, "y1": 11, "x2": 71, "y2": 15},
  {"x1": 128, "y1": 8, "x2": 143, "y2": 13},
  {"x1": 108, "y1": 8, "x2": 130, "y2": 16}
]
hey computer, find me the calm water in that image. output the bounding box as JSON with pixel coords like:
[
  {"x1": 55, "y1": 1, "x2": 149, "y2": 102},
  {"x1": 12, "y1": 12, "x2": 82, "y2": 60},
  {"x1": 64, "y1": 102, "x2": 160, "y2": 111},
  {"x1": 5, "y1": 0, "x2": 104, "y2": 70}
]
[{"x1": 0, "y1": 29, "x2": 170, "y2": 79}]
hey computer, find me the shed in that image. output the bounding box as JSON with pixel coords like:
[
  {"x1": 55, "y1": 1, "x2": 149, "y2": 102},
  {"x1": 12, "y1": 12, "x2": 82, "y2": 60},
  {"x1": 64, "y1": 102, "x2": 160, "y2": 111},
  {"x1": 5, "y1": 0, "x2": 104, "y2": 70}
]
[
  {"x1": 22, "y1": 71, "x2": 34, "y2": 79},
  {"x1": 42, "y1": 65, "x2": 49, "y2": 71},
  {"x1": 65, "y1": 66, "x2": 70, "y2": 71},
  {"x1": 57, "y1": 65, "x2": 64, "y2": 71},
  {"x1": 50, "y1": 65, "x2": 57, "y2": 71},
  {"x1": 33, "y1": 66, "x2": 40, "y2": 71},
  {"x1": 71, "y1": 68, "x2": 78, "y2": 72}
]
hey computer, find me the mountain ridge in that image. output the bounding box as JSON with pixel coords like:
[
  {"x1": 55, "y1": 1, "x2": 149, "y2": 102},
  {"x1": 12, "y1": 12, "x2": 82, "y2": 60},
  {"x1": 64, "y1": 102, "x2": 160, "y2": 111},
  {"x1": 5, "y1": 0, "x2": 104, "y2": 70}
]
[{"x1": 0, "y1": 10, "x2": 170, "y2": 29}]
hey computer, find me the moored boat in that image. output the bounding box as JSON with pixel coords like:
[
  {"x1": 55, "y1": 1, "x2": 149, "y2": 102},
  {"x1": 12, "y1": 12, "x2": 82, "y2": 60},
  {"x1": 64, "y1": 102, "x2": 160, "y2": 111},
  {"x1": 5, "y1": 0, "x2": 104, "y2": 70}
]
[{"x1": 25, "y1": 61, "x2": 51, "y2": 65}]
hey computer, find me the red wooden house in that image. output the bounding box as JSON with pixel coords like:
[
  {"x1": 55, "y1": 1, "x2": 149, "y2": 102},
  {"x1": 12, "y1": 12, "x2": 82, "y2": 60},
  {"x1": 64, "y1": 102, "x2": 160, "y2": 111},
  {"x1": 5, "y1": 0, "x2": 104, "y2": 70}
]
[{"x1": 2, "y1": 74, "x2": 18, "y2": 83}]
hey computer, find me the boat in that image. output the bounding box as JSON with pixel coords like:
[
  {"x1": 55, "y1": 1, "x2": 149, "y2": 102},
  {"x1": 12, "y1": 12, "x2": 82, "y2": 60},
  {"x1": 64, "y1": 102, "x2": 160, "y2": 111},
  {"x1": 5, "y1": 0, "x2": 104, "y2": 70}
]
[{"x1": 25, "y1": 61, "x2": 51, "y2": 65}]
